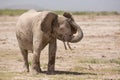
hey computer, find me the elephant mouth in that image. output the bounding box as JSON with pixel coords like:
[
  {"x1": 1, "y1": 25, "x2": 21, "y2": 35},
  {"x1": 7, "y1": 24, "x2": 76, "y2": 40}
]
[{"x1": 57, "y1": 34, "x2": 63, "y2": 40}]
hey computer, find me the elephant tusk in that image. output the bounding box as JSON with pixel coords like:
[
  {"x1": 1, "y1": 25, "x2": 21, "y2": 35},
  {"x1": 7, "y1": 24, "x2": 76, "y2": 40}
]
[
  {"x1": 63, "y1": 41, "x2": 72, "y2": 50},
  {"x1": 63, "y1": 41, "x2": 67, "y2": 50},
  {"x1": 67, "y1": 42, "x2": 72, "y2": 50}
]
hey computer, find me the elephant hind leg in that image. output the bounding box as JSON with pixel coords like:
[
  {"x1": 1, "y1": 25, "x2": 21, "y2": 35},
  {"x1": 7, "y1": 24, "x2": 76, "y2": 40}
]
[{"x1": 20, "y1": 48, "x2": 29, "y2": 72}]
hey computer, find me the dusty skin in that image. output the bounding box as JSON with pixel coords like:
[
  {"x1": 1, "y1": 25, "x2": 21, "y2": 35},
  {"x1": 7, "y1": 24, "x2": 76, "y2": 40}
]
[{"x1": 0, "y1": 15, "x2": 120, "y2": 80}]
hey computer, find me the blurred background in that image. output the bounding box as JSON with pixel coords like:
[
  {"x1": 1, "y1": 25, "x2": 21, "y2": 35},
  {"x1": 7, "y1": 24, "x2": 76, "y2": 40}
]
[
  {"x1": 0, "y1": 0, "x2": 120, "y2": 16},
  {"x1": 0, "y1": 0, "x2": 120, "y2": 12}
]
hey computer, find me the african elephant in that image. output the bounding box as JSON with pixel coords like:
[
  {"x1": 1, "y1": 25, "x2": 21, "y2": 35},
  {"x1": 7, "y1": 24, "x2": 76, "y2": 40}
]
[{"x1": 16, "y1": 10, "x2": 83, "y2": 74}]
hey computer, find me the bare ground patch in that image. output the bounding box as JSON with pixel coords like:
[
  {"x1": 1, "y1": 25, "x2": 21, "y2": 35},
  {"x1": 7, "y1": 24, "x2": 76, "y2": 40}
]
[{"x1": 0, "y1": 15, "x2": 120, "y2": 80}]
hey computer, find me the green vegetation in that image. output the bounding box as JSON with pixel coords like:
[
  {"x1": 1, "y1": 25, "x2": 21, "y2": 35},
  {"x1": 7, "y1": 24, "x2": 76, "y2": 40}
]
[
  {"x1": 78, "y1": 57, "x2": 120, "y2": 64},
  {"x1": 0, "y1": 9, "x2": 120, "y2": 16},
  {"x1": 72, "y1": 11, "x2": 120, "y2": 15},
  {"x1": 28, "y1": 61, "x2": 32, "y2": 66},
  {"x1": 110, "y1": 58, "x2": 120, "y2": 65},
  {"x1": 54, "y1": 10, "x2": 65, "y2": 15},
  {"x1": 78, "y1": 58, "x2": 107, "y2": 64},
  {"x1": 0, "y1": 9, "x2": 27, "y2": 16}
]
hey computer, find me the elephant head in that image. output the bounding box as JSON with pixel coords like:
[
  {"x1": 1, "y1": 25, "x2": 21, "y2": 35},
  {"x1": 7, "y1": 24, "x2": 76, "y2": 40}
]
[{"x1": 41, "y1": 11, "x2": 83, "y2": 43}]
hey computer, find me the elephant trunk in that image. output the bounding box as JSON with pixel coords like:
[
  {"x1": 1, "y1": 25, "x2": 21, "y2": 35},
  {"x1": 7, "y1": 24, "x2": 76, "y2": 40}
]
[{"x1": 69, "y1": 21, "x2": 83, "y2": 43}]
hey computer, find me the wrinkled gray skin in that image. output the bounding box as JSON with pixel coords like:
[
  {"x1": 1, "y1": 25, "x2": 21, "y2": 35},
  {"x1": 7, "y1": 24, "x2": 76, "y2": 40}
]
[{"x1": 16, "y1": 10, "x2": 83, "y2": 74}]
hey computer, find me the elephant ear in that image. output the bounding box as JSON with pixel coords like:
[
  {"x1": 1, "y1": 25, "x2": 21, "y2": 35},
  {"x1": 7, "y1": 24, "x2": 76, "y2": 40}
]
[{"x1": 41, "y1": 12, "x2": 58, "y2": 33}]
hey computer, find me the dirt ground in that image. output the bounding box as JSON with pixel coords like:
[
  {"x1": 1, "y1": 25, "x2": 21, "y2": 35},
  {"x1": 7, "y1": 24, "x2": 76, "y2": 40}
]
[{"x1": 0, "y1": 15, "x2": 120, "y2": 80}]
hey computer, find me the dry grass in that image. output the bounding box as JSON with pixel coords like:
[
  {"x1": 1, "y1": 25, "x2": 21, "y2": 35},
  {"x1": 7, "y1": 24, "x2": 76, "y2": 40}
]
[{"x1": 0, "y1": 14, "x2": 120, "y2": 80}]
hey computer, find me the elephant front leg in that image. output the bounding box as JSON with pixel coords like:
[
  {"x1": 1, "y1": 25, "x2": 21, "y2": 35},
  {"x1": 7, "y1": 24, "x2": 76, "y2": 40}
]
[
  {"x1": 32, "y1": 52, "x2": 41, "y2": 74},
  {"x1": 31, "y1": 41, "x2": 42, "y2": 74},
  {"x1": 48, "y1": 39, "x2": 57, "y2": 74}
]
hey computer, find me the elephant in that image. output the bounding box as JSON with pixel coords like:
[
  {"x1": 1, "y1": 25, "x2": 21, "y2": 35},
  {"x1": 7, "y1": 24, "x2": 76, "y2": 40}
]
[{"x1": 16, "y1": 10, "x2": 83, "y2": 74}]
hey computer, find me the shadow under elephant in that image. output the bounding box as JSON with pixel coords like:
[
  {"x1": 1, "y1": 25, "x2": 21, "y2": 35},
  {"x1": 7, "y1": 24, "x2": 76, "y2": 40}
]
[{"x1": 41, "y1": 70, "x2": 97, "y2": 75}]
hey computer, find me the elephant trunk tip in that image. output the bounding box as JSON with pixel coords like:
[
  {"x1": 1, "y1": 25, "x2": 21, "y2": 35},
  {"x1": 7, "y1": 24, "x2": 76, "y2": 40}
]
[
  {"x1": 69, "y1": 22, "x2": 83, "y2": 43},
  {"x1": 70, "y1": 30, "x2": 83, "y2": 43}
]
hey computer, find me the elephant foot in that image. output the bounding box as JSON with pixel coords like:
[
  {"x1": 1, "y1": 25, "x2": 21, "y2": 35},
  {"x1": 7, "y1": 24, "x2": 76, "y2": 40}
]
[
  {"x1": 47, "y1": 70, "x2": 55, "y2": 75},
  {"x1": 31, "y1": 65, "x2": 42, "y2": 74},
  {"x1": 22, "y1": 65, "x2": 29, "y2": 72},
  {"x1": 23, "y1": 68, "x2": 29, "y2": 73},
  {"x1": 47, "y1": 65, "x2": 55, "y2": 74}
]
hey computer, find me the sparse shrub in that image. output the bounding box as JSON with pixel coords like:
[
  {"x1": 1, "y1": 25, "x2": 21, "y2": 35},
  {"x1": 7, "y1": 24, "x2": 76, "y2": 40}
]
[
  {"x1": 42, "y1": 64, "x2": 47, "y2": 69},
  {"x1": 28, "y1": 61, "x2": 32, "y2": 66},
  {"x1": 0, "y1": 9, "x2": 119, "y2": 16},
  {"x1": 110, "y1": 58, "x2": 120, "y2": 65},
  {"x1": 0, "y1": 9, "x2": 27, "y2": 16},
  {"x1": 54, "y1": 10, "x2": 64, "y2": 15},
  {"x1": 78, "y1": 58, "x2": 110, "y2": 64}
]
